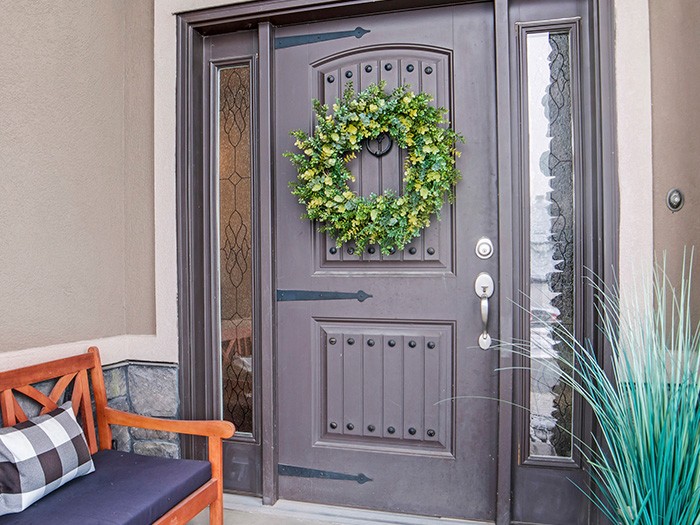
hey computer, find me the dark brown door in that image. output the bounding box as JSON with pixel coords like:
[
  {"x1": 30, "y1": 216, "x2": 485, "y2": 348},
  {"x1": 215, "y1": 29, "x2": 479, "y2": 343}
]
[{"x1": 274, "y1": 4, "x2": 499, "y2": 520}]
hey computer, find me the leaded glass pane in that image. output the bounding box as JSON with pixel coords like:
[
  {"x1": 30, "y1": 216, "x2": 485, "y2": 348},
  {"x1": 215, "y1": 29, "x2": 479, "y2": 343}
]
[
  {"x1": 526, "y1": 31, "x2": 575, "y2": 458},
  {"x1": 219, "y1": 65, "x2": 253, "y2": 434}
]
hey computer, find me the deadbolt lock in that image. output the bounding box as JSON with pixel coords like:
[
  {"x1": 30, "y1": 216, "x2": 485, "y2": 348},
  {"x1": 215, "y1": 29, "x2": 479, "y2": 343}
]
[{"x1": 475, "y1": 237, "x2": 494, "y2": 259}]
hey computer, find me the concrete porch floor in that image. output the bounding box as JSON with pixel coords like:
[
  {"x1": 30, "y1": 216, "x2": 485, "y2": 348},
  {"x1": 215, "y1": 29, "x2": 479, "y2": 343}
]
[
  {"x1": 190, "y1": 508, "x2": 333, "y2": 525},
  {"x1": 188, "y1": 494, "x2": 489, "y2": 525}
]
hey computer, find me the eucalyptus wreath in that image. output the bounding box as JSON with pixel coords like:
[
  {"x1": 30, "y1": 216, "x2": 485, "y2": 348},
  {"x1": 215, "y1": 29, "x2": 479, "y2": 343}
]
[{"x1": 285, "y1": 81, "x2": 463, "y2": 255}]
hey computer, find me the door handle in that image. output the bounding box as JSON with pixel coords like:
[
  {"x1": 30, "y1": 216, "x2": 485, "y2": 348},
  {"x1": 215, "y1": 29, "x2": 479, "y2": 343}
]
[{"x1": 474, "y1": 272, "x2": 494, "y2": 349}]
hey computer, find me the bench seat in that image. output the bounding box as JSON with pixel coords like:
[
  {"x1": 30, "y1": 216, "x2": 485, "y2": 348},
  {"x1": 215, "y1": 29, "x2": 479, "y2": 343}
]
[{"x1": 0, "y1": 450, "x2": 212, "y2": 525}]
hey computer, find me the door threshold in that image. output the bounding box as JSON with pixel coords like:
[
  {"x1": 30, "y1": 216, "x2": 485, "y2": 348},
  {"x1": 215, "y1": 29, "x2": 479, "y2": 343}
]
[{"x1": 222, "y1": 494, "x2": 495, "y2": 525}]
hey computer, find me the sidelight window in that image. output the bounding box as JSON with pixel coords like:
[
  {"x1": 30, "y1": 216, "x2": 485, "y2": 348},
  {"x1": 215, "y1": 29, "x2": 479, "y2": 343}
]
[
  {"x1": 520, "y1": 22, "x2": 581, "y2": 460},
  {"x1": 218, "y1": 64, "x2": 255, "y2": 435}
]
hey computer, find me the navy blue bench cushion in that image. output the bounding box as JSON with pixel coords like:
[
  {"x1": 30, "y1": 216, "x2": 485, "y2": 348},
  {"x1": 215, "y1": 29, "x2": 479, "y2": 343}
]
[{"x1": 0, "y1": 449, "x2": 211, "y2": 525}]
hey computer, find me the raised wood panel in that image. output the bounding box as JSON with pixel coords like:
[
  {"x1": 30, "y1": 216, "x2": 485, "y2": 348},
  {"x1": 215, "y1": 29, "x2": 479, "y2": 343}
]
[
  {"x1": 317, "y1": 320, "x2": 453, "y2": 456},
  {"x1": 311, "y1": 46, "x2": 454, "y2": 272}
]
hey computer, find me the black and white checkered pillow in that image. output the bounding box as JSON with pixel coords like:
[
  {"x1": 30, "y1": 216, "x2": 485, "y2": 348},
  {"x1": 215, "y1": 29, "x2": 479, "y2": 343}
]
[{"x1": 0, "y1": 401, "x2": 95, "y2": 515}]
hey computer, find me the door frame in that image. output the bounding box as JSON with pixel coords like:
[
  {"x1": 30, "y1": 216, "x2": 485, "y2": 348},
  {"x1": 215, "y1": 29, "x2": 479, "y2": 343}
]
[{"x1": 175, "y1": 1, "x2": 619, "y2": 523}]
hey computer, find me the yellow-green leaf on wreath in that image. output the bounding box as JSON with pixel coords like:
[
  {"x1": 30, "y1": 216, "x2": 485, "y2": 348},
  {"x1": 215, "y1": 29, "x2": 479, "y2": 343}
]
[
  {"x1": 312, "y1": 183, "x2": 322, "y2": 191},
  {"x1": 370, "y1": 209, "x2": 378, "y2": 221}
]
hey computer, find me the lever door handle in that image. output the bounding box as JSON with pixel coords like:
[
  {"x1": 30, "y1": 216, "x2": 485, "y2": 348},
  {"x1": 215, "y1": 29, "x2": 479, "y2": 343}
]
[
  {"x1": 474, "y1": 272, "x2": 494, "y2": 350},
  {"x1": 481, "y1": 295, "x2": 489, "y2": 335}
]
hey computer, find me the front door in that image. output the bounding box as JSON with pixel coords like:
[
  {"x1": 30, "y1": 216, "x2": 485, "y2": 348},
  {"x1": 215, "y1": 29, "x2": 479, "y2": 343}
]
[{"x1": 274, "y1": 4, "x2": 498, "y2": 520}]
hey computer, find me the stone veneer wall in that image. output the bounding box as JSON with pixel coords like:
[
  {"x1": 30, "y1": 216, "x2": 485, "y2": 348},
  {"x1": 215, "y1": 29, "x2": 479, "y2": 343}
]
[{"x1": 102, "y1": 361, "x2": 180, "y2": 458}]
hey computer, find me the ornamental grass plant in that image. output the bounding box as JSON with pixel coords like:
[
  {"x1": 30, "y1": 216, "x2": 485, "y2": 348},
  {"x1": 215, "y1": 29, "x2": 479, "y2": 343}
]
[{"x1": 528, "y1": 259, "x2": 700, "y2": 524}]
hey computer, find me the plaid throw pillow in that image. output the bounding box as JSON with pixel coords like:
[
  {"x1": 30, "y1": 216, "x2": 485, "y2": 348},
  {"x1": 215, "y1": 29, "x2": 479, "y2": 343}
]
[{"x1": 0, "y1": 401, "x2": 95, "y2": 515}]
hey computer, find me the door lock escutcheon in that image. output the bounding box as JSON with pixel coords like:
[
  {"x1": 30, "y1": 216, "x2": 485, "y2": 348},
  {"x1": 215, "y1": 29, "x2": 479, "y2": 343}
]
[
  {"x1": 475, "y1": 237, "x2": 494, "y2": 259},
  {"x1": 474, "y1": 272, "x2": 494, "y2": 350}
]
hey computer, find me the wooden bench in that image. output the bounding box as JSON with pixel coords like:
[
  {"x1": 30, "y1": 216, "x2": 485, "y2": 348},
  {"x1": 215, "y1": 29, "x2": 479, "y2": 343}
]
[{"x1": 0, "y1": 347, "x2": 235, "y2": 524}]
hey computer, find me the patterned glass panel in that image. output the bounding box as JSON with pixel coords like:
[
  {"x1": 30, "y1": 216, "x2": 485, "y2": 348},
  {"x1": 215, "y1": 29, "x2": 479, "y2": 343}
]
[
  {"x1": 526, "y1": 31, "x2": 575, "y2": 458},
  {"x1": 219, "y1": 65, "x2": 253, "y2": 434}
]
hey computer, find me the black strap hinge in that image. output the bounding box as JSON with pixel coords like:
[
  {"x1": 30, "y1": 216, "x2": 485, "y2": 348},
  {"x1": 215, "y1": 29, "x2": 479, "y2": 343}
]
[
  {"x1": 278, "y1": 464, "x2": 372, "y2": 484},
  {"x1": 276, "y1": 289, "x2": 372, "y2": 302},
  {"x1": 275, "y1": 27, "x2": 370, "y2": 49}
]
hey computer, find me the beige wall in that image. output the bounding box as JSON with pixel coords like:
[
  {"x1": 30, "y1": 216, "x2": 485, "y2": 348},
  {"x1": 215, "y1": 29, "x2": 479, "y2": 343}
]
[
  {"x1": 649, "y1": 0, "x2": 700, "y2": 318},
  {"x1": 0, "y1": 0, "x2": 155, "y2": 355},
  {"x1": 125, "y1": 1, "x2": 156, "y2": 333},
  {"x1": 614, "y1": 0, "x2": 655, "y2": 312}
]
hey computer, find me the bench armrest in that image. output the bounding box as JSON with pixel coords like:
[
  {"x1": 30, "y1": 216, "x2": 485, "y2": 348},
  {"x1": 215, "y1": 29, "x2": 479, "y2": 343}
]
[{"x1": 103, "y1": 407, "x2": 235, "y2": 439}]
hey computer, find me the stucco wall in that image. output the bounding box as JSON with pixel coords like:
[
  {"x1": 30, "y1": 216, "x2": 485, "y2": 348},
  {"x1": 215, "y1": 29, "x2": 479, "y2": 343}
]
[
  {"x1": 125, "y1": 1, "x2": 156, "y2": 334},
  {"x1": 649, "y1": 0, "x2": 700, "y2": 318},
  {"x1": 0, "y1": 1, "x2": 155, "y2": 356},
  {"x1": 614, "y1": 0, "x2": 655, "y2": 312}
]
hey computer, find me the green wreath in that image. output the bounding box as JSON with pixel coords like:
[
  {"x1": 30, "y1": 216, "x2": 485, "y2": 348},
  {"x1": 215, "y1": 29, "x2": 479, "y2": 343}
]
[{"x1": 285, "y1": 81, "x2": 463, "y2": 255}]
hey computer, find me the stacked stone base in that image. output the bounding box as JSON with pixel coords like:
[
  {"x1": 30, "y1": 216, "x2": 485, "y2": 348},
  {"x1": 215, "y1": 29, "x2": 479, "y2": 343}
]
[{"x1": 102, "y1": 361, "x2": 180, "y2": 458}]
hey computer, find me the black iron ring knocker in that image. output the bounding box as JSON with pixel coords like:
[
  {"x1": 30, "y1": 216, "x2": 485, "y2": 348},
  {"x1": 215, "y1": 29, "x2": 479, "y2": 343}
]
[{"x1": 364, "y1": 132, "x2": 393, "y2": 158}]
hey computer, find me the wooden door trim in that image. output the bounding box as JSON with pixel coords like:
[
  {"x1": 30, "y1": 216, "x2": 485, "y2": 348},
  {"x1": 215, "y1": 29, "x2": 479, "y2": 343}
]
[
  {"x1": 503, "y1": 1, "x2": 618, "y2": 523},
  {"x1": 181, "y1": 0, "x2": 494, "y2": 33},
  {"x1": 493, "y1": 1, "x2": 515, "y2": 522},
  {"x1": 176, "y1": 1, "x2": 619, "y2": 522},
  {"x1": 589, "y1": 1, "x2": 619, "y2": 521},
  {"x1": 178, "y1": 23, "x2": 265, "y2": 494},
  {"x1": 256, "y1": 21, "x2": 277, "y2": 505}
]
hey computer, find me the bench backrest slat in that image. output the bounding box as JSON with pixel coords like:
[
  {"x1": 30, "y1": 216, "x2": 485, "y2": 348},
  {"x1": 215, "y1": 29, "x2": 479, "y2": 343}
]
[
  {"x1": 15, "y1": 385, "x2": 59, "y2": 414},
  {"x1": 0, "y1": 348, "x2": 110, "y2": 454}
]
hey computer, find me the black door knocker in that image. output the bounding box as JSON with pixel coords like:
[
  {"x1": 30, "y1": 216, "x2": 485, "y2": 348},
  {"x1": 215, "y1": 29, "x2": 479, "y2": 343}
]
[{"x1": 364, "y1": 132, "x2": 393, "y2": 157}]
